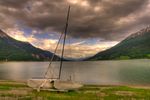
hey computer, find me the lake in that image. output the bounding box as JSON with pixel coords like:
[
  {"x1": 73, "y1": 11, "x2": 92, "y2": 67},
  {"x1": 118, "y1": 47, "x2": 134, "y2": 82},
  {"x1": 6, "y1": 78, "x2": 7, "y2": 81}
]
[{"x1": 0, "y1": 59, "x2": 150, "y2": 85}]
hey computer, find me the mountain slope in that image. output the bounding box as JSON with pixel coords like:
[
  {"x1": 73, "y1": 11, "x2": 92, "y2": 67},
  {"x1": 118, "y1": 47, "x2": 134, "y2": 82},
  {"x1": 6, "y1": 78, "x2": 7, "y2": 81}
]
[
  {"x1": 0, "y1": 30, "x2": 60, "y2": 61},
  {"x1": 89, "y1": 26, "x2": 150, "y2": 60}
]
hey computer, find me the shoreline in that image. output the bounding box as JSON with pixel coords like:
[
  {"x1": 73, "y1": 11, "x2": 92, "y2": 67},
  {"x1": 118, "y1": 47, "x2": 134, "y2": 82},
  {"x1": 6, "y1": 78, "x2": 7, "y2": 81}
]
[
  {"x1": 1, "y1": 80, "x2": 150, "y2": 99},
  {"x1": 1, "y1": 80, "x2": 150, "y2": 89}
]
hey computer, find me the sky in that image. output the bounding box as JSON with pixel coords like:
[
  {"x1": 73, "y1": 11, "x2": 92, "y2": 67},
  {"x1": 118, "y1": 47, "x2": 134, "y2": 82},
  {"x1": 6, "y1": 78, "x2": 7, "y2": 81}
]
[{"x1": 0, "y1": 0, "x2": 150, "y2": 58}]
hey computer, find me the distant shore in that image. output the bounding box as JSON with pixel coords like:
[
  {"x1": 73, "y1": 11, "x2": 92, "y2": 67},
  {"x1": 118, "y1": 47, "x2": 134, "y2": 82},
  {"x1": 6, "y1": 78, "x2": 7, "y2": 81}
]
[{"x1": 0, "y1": 58, "x2": 150, "y2": 62}]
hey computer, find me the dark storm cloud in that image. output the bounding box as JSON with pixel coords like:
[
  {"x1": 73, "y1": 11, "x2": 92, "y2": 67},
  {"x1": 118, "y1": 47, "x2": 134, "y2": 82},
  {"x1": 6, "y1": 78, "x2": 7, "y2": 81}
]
[
  {"x1": 0, "y1": 0, "x2": 29, "y2": 8},
  {"x1": 0, "y1": 0, "x2": 150, "y2": 40}
]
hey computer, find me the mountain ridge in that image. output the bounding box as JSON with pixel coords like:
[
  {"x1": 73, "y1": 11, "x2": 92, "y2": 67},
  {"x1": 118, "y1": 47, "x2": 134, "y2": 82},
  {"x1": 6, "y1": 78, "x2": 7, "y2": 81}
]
[
  {"x1": 89, "y1": 26, "x2": 150, "y2": 60},
  {"x1": 0, "y1": 29, "x2": 60, "y2": 61}
]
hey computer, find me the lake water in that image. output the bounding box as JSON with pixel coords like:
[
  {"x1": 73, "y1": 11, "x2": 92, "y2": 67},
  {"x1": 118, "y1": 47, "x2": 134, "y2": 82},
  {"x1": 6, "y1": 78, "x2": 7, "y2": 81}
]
[{"x1": 0, "y1": 59, "x2": 150, "y2": 85}]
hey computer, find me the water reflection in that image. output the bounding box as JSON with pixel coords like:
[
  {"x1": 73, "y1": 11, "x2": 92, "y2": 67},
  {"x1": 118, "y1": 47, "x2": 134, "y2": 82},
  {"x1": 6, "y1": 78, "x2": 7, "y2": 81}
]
[{"x1": 0, "y1": 59, "x2": 150, "y2": 85}]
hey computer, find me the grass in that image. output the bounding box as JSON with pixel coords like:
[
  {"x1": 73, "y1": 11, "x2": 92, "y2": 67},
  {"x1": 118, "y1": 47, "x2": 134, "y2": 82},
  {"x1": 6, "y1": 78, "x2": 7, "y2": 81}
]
[{"x1": 1, "y1": 81, "x2": 150, "y2": 100}]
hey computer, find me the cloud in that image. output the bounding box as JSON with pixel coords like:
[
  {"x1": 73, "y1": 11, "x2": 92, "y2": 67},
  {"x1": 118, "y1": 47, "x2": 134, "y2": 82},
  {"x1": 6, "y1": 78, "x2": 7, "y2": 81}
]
[
  {"x1": 4, "y1": 28, "x2": 118, "y2": 58},
  {"x1": 0, "y1": 0, "x2": 150, "y2": 41},
  {"x1": 61, "y1": 41, "x2": 118, "y2": 58},
  {"x1": 0, "y1": 0, "x2": 150, "y2": 58},
  {"x1": 4, "y1": 28, "x2": 37, "y2": 43}
]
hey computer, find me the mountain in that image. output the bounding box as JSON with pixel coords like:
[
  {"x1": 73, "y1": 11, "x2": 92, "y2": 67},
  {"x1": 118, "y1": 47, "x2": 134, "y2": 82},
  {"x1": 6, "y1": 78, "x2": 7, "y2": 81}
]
[
  {"x1": 89, "y1": 26, "x2": 150, "y2": 60},
  {"x1": 0, "y1": 30, "x2": 60, "y2": 61}
]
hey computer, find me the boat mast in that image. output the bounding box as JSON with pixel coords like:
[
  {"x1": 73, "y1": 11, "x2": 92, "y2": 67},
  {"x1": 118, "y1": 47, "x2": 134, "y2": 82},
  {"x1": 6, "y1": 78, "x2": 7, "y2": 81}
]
[{"x1": 59, "y1": 6, "x2": 71, "y2": 79}]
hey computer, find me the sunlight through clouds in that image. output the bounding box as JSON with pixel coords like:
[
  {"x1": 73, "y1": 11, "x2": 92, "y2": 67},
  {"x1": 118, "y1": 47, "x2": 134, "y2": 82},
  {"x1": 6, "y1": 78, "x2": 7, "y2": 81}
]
[
  {"x1": 3, "y1": 28, "x2": 118, "y2": 58},
  {"x1": 67, "y1": 0, "x2": 89, "y2": 7},
  {"x1": 4, "y1": 28, "x2": 37, "y2": 43}
]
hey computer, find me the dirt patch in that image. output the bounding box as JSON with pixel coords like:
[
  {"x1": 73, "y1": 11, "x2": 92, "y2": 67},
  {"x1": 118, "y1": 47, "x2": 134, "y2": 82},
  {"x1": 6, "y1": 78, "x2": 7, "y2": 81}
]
[
  {"x1": 0, "y1": 81, "x2": 26, "y2": 85},
  {"x1": 10, "y1": 89, "x2": 29, "y2": 95},
  {"x1": 97, "y1": 92, "x2": 108, "y2": 97},
  {"x1": 129, "y1": 86, "x2": 150, "y2": 89},
  {"x1": 114, "y1": 91, "x2": 136, "y2": 96},
  {"x1": 0, "y1": 97, "x2": 17, "y2": 100},
  {"x1": 0, "y1": 88, "x2": 32, "y2": 96}
]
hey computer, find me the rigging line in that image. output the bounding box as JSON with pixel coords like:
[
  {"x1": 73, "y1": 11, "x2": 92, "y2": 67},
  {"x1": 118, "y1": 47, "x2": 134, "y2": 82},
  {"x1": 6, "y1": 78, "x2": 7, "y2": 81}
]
[
  {"x1": 69, "y1": 35, "x2": 72, "y2": 58},
  {"x1": 44, "y1": 29, "x2": 64, "y2": 78},
  {"x1": 59, "y1": 6, "x2": 71, "y2": 79}
]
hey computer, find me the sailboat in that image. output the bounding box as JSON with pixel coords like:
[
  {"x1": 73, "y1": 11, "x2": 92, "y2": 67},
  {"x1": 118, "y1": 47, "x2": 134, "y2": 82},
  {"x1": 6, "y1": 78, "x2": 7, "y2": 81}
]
[{"x1": 27, "y1": 6, "x2": 83, "y2": 91}]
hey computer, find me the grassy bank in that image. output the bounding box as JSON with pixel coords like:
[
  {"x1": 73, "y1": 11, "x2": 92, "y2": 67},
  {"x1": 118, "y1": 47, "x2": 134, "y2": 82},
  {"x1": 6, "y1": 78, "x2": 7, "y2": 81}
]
[{"x1": 0, "y1": 81, "x2": 150, "y2": 100}]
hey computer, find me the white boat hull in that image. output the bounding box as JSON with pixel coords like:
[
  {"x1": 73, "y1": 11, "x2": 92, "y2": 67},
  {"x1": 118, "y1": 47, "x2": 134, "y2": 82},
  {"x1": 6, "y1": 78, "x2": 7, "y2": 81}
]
[
  {"x1": 54, "y1": 80, "x2": 83, "y2": 90},
  {"x1": 27, "y1": 79, "x2": 54, "y2": 89},
  {"x1": 27, "y1": 79, "x2": 83, "y2": 90}
]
